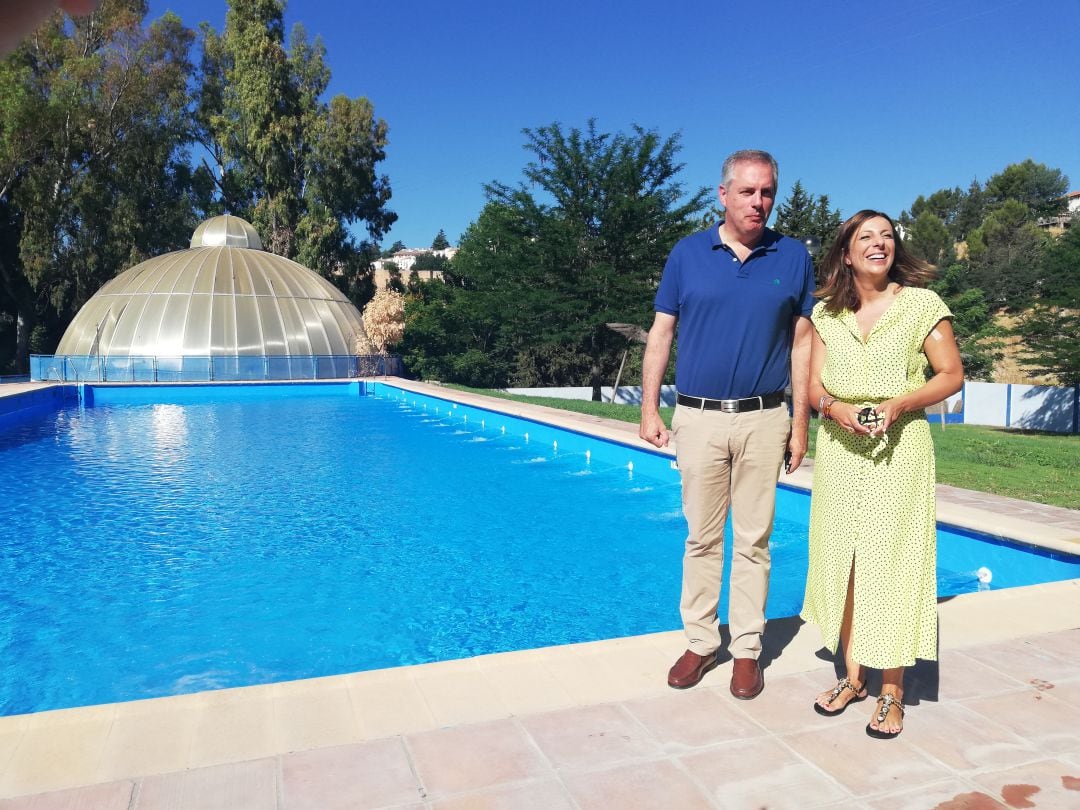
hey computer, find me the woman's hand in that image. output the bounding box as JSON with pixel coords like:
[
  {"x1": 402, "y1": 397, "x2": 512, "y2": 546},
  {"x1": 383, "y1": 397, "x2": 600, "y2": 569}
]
[
  {"x1": 831, "y1": 402, "x2": 873, "y2": 436},
  {"x1": 872, "y1": 397, "x2": 911, "y2": 434}
]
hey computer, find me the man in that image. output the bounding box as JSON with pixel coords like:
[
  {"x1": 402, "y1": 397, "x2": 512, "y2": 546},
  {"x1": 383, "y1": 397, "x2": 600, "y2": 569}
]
[{"x1": 639, "y1": 149, "x2": 814, "y2": 698}]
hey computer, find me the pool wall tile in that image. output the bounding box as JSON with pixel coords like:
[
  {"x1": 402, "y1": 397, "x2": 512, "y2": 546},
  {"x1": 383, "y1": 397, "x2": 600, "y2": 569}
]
[
  {"x1": 83, "y1": 380, "x2": 359, "y2": 407},
  {"x1": 373, "y1": 383, "x2": 681, "y2": 486},
  {"x1": 0, "y1": 386, "x2": 67, "y2": 433}
]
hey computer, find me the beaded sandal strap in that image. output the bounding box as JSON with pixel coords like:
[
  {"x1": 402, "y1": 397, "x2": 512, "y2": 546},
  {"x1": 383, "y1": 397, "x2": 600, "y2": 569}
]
[
  {"x1": 826, "y1": 677, "x2": 863, "y2": 705},
  {"x1": 873, "y1": 693, "x2": 905, "y2": 723}
]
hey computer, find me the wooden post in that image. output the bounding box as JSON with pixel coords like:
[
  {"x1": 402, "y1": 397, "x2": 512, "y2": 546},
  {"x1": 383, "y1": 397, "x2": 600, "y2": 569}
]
[{"x1": 610, "y1": 347, "x2": 629, "y2": 404}]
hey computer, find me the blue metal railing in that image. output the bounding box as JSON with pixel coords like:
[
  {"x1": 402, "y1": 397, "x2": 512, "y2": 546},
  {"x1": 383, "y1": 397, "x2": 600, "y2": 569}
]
[{"x1": 29, "y1": 354, "x2": 403, "y2": 383}]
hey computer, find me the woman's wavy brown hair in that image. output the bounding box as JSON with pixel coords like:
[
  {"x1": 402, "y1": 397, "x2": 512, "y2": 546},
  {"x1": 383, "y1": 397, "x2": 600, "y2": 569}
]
[{"x1": 815, "y1": 209, "x2": 935, "y2": 314}]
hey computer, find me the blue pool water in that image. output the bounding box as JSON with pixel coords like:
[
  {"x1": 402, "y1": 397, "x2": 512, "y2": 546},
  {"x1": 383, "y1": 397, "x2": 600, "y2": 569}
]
[{"x1": 0, "y1": 382, "x2": 1077, "y2": 716}]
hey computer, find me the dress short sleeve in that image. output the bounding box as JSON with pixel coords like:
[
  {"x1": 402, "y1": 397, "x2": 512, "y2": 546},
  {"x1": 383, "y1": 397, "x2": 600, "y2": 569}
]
[{"x1": 917, "y1": 289, "x2": 953, "y2": 342}]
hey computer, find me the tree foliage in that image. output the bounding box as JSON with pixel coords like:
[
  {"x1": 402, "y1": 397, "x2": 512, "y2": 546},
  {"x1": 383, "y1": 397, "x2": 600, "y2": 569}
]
[
  {"x1": 899, "y1": 159, "x2": 1073, "y2": 383},
  {"x1": 0, "y1": 0, "x2": 195, "y2": 369},
  {"x1": 984, "y1": 159, "x2": 1068, "y2": 220},
  {"x1": 402, "y1": 121, "x2": 709, "y2": 396},
  {"x1": 193, "y1": 0, "x2": 395, "y2": 306},
  {"x1": 430, "y1": 229, "x2": 450, "y2": 250},
  {"x1": 929, "y1": 264, "x2": 1000, "y2": 381},
  {"x1": 773, "y1": 180, "x2": 842, "y2": 261},
  {"x1": 0, "y1": 0, "x2": 396, "y2": 372},
  {"x1": 966, "y1": 200, "x2": 1048, "y2": 309},
  {"x1": 380, "y1": 239, "x2": 405, "y2": 257},
  {"x1": 907, "y1": 211, "x2": 953, "y2": 265},
  {"x1": 1014, "y1": 225, "x2": 1080, "y2": 384}
]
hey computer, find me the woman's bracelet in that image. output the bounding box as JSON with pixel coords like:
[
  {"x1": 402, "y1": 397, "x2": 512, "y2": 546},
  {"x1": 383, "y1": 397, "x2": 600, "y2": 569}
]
[{"x1": 821, "y1": 397, "x2": 837, "y2": 420}]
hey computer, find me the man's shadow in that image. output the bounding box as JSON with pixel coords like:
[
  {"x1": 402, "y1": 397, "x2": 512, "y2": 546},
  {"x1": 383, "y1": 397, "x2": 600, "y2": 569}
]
[{"x1": 714, "y1": 614, "x2": 807, "y2": 670}]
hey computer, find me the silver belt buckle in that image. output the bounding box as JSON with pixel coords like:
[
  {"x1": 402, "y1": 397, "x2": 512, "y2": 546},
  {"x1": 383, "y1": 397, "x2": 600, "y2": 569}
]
[{"x1": 720, "y1": 399, "x2": 739, "y2": 413}]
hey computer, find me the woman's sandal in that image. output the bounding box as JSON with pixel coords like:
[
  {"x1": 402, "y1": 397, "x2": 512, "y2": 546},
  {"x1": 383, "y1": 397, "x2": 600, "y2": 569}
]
[
  {"x1": 813, "y1": 677, "x2": 868, "y2": 716},
  {"x1": 865, "y1": 693, "x2": 904, "y2": 739}
]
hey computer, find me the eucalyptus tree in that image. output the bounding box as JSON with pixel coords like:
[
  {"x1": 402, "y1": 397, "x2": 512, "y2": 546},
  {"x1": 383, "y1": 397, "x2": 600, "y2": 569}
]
[
  {"x1": 0, "y1": 0, "x2": 194, "y2": 370},
  {"x1": 193, "y1": 0, "x2": 395, "y2": 305}
]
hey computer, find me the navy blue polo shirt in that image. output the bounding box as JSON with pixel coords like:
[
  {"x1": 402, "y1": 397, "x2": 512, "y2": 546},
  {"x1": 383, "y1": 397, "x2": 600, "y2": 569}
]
[{"x1": 655, "y1": 224, "x2": 816, "y2": 400}]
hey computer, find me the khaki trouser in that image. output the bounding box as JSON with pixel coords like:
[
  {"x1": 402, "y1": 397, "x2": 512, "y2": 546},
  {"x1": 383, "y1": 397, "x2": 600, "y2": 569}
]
[{"x1": 672, "y1": 402, "x2": 790, "y2": 659}]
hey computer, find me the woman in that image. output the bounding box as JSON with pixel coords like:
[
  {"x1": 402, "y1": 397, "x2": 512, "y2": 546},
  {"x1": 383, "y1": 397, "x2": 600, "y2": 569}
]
[{"x1": 801, "y1": 210, "x2": 963, "y2": 739}]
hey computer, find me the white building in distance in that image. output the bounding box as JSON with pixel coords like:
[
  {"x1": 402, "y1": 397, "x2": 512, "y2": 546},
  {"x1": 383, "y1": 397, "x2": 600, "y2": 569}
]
[{"x1": 373, "y1": 247, "x2": 457, "y2": 289}]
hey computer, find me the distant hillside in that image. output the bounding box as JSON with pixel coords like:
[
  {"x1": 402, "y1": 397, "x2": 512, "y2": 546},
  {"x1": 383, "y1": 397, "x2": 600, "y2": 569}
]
[{"x1": 988, "y1": 312, "x2": 1060, "y2": 385}]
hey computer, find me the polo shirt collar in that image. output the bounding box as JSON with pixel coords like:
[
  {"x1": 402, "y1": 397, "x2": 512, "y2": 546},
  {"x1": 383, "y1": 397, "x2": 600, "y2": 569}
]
[{"x1": 711, "y1": 221, "x2": 782, "y2": 257}]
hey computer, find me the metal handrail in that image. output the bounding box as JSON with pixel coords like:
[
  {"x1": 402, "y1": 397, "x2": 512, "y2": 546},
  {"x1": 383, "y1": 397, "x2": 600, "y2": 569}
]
[{"x1": 29, "y1": 354, "x2": 404, "y2": 383}]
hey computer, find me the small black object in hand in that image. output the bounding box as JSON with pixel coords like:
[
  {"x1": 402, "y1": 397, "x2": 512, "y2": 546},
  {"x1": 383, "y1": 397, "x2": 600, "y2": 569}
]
[{"x1": 857, "y1": 407, "x2": 883, "y2": 427}]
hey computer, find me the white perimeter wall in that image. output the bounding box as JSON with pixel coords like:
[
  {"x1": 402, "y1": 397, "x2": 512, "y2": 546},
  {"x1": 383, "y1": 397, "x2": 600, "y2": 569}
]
[
  {"x1": 503, "y1": 382, "x2": 1079, "y2": 433},
  {"x1": 503, "y1": 385, "x2": 677, "y2": 406}
]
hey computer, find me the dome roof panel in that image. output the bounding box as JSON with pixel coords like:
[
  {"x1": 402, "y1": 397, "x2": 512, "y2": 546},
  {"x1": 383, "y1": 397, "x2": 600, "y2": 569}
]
[
  {"x1": 190, "y1": 214, "x2": 263, "y2": 249},
  {"x1": 55, "y1": 215, "x2": 367, "y2": 358}
]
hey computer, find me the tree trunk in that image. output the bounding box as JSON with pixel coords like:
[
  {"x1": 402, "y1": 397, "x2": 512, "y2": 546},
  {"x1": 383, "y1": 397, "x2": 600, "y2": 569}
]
[{"x1": 590, "y1": 356, "x2": 603, "y2": 401}]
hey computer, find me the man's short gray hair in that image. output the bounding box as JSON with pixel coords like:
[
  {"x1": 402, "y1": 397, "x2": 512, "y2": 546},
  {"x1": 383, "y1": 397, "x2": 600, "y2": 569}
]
[{"x1": 721, "y1": 149, "x2": 779, "y2": 189}]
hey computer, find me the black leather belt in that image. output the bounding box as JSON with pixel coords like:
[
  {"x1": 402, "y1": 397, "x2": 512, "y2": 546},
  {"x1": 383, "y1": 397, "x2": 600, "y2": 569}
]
[{"x1": 676, "y1": 391, "x2": 786, "y2": 413}]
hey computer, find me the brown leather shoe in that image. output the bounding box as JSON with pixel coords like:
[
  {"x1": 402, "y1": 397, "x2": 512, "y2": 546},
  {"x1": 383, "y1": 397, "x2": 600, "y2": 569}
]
[
  {"x1": 730, "y1": 658, "x2": 763, "y2": 699},
  {"x1": 667, "y1": 650, "x2": 717, "y2": 689}
]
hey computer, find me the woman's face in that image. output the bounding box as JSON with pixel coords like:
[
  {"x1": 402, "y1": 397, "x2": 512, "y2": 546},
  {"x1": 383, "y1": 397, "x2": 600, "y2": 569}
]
[{"x1": 843, "y1": 216, "x2": 895, "y2": 280}]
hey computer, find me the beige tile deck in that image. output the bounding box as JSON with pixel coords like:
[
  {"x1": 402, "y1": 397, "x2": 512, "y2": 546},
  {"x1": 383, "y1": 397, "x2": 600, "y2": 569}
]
[{"x1": 1, "y1": 379, "x2": 1078, "y2": 808}]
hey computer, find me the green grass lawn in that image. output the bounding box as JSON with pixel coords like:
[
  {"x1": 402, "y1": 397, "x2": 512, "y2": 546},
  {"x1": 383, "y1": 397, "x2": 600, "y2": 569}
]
[{"x1": 443, "y1": 385, "x2": 1079, "y2": 509}]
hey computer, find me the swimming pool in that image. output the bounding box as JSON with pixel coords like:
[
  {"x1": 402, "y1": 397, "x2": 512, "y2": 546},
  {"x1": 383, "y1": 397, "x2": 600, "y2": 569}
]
[{"x1": 0, "y1": 381, "x2": 1076, "y2": 716}]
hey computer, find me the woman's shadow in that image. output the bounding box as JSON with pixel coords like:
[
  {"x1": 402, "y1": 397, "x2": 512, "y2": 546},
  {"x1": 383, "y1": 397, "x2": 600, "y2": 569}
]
[{"x1": 734, "y1": 614, "x2": 941, "y2": 706}]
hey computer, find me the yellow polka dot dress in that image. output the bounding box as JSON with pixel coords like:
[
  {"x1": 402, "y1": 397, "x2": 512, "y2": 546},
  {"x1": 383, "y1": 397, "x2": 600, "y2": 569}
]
[{"x1": 801, "y1": 287, "x2": 952, "y2": 669}]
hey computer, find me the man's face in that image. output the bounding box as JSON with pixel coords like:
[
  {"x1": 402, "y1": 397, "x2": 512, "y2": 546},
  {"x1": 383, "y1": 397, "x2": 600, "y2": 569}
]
[{"x1": 718, "y1": 160, "x2": 776, "y2": 240}]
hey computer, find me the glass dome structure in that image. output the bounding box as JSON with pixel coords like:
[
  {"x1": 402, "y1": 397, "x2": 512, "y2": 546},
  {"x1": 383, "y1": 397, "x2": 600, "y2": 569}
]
[{"x1": 55, "y1": 215, "x2": 366, "y2": 358}]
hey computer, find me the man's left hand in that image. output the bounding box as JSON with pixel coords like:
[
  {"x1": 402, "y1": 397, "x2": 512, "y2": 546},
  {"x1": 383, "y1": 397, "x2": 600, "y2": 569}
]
[{"x1": 784, "y1": 433, "x2": 807, "y2": 474}]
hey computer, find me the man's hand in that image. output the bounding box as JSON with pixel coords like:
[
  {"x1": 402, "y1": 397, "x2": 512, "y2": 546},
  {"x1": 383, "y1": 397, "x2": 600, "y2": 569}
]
[
  {"x1": 784, "y1": 429, "x2": 807, "y2": 473},
  {"x1": 639, "y1": 410, "x2": 670, "y2": 448}
]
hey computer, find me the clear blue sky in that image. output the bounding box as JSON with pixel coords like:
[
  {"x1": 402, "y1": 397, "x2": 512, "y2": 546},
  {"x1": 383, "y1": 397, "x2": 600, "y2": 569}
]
[{"x1": 150, "y1": 0, "x2": 1080, "y2": 250}]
